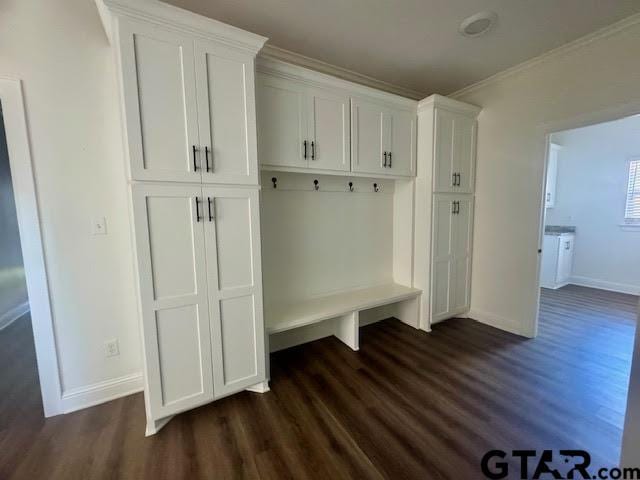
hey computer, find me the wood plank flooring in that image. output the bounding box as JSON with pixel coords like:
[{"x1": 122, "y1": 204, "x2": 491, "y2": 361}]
[{"x1": 0, "y1": 285, "x2": 637, "y2": 479}]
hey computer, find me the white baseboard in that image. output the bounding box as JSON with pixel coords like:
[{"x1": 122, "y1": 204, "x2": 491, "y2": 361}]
[
  {"x1": 60, "y1": 372, "x2": 143, "y2": 414},
  {"x1": 467, "y1": 309, "x2": 533, "y2": 338},
  {"x1": 0, "y1": 301, "x2": 29, "y2": 331},
  {"x1": 569, "y1": 276, "x2": 640, "y2": 296}
]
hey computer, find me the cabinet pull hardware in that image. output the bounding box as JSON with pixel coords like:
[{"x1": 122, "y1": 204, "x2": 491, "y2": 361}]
[
  {"x1": 205, "y1": 146, "x2": 211, "y2": 172},
  {"x1": 311, "y1": 141, "x2": 315, "y2": 160},
  {"x1": 388, "y1": 152, "x2": 392, "y2": 168},
  {"x1": 192, "y1": 145, "x2": 198, "y2": 172},
  {"x1": 207, "y1": 197, "x2": 214, "y2": 221},
  {"x1": 348, "y1": 181, "x2": 354, "y2": 192},
  {"x1": 303, "y1": 140, "x2": 308, "y2": 159},
  {"x1": 452, "y1": 173, "x2": 456, "y2": 186},
  {"x1": 195, "y1": 197, "x2": 202, "y2": 222},
  {"x1": 457, "y1": 173, "x2": 461, "y2": 186},
  {"x1": 373, "y1": 183, "x2": 380, "y2": 192},
  {"x1": 383, "y1": 151, "x2": 388, "y2": 167},
  {"x1": 565, "y1": 241, "x2": 570, "y2": 250},
  {"x1": 313, "y1": 179, "x2": 319, "y2": 191},
  {"x1": 272, "y1": 177, "x2": 277, "y2": 189},
  {"x1": 452, "y1": 201, "x2": 456, "y2": 214},
  {"x1": 546, "y1": 192, "x2": 551, "y2": 202}
]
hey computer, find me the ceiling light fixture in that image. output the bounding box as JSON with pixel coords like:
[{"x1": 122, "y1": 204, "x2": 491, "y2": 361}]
[{"x1": 459, "y1": 11, "x2": 498, "y2": 37}]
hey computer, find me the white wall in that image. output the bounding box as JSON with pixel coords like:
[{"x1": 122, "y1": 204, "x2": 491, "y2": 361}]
[
  {"x1": 453, "y1": 16, "x2": 640, "y2": 336},
  {"x1": 0, "y1": 0, "x2": 141, "y2": 399},
  {"x1": 546, "y1": 117, "x2": 640, "y2": 294}
]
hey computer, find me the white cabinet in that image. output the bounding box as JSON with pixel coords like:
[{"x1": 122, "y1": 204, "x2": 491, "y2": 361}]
[
  {"x1": 413, "y1": 95, "x2": 480, "y2": 328},
  {"x1": 132, "y1": 184, "x2": 266, "y2": 426},
  {"x1": 257, "y1": 74, "x2": 350, "y2": 172},
  {"x1": 256, "y1": 59, "x2": 416, "y2": 178},
  {"x1": 351, "y1": 96, "x2": 415, "y2": 177},
  {"x1": 433, "y1": 107, "x2": 477, "y2": 193},
  {"x1": 545, "y1": 143, "x2": 560, "y2": 208},
  {"x1": 118, "y1": 19, "x2": 260, "y2": 185},
  {"x1": 430, "y1": 194, "x2": 473, "y2": 323},
  {"x1": 541, "y1": 233, "x2": 574, "y2": 289}
]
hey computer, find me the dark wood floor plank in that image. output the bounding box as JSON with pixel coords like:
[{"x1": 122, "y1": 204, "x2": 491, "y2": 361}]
[{"x1": 0, "y1": 284, "x2": 636, "y2": 479}]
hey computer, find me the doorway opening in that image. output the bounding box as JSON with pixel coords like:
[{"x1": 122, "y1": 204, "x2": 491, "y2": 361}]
[{"x1": 537, "y1": 113, "x2": 640, "y2": 464}]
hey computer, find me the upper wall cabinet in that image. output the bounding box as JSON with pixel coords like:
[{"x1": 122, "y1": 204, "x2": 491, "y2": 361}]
[
  {"x1": 256, "y1": 58, "x2": 417, "y2": 178},
  {"x1": 256, "y1": 74, "x2": 350, "y2": 173},
  {"x1": 433, "y1": 107, "x2": 477, "y2": 193},
  {"x1": 118, "y1": 18, "x2": 262, "y2": 185},
  {"x1": 351, "y1": 97, "x2": 416, "y2": 177}
]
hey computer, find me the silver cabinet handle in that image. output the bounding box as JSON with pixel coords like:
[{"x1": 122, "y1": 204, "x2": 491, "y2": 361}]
[
  {"x1": 194, "y1": 197, "x2": 202, "y2": 222},
  {"x1": 565, "y1": 241, "x2": 570, "y2": 250}
]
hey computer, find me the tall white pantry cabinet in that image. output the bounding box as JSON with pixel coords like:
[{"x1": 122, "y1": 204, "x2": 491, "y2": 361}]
[
  {"x1": 414, "y1": 95, "x2": 481, "y2": 327},
  {"x1": 96, "y1": 0, "x2": 269, "y2": 435}
]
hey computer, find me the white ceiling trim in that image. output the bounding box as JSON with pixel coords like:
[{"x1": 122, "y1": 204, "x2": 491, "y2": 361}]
[
  {"x1": 259, "y1": 44, "x2": 427, "y2": 100},
  {"x1": 450, "y1": 11, "x2": 640, "y2": 99}
]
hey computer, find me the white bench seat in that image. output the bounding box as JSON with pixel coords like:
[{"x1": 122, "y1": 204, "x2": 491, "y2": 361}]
[{"x1": 265, "y1": 284, "x2": 422, "y2": 351}]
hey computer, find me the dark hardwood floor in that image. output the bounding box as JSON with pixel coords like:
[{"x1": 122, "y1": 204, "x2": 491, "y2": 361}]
[{"x1": 1, "y1": 285, "x2": 637, "y2": 479}]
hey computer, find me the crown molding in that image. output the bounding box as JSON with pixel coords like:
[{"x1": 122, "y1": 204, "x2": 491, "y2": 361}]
[
  {"x1": 418, "y1": 94, "x2": 481, "y2": 117},
  {"x1": 95, "y1": 0, "x2": 268, "y2": 54},
  {"x1": 259, "y1": 44, "x2": 426, "y2": 101},
  {"x1": 450, "y1": 12, "x2": 640, "y2": 99}
]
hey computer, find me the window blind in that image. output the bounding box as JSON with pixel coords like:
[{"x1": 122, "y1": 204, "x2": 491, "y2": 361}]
[{"x1": 625, "y1": 159, "x2": 640, "y2": 221}]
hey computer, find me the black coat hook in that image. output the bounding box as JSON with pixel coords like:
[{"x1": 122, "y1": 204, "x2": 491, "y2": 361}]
[
  {"x1": 348, "y1": 182, "x2": 354, "y2": 192},
  {"x1": 271, "y1": 177, "x2": 277, "y2": 189},
  {"x1": 373, "y1": 183, "x2": 380, "y2": 192},
  {"x1": 313, "y1": 179, "x2": 319, "y2": 191}
]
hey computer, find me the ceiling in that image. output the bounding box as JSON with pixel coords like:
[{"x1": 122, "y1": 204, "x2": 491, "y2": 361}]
[{"x1": 165, "y1": 0, "x2": 640, "y2": 98}]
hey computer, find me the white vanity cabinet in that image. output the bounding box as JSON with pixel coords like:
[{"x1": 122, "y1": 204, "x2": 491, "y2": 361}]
[{"x1": 541, "y1": 233, "x2": 575, "y2": 289}]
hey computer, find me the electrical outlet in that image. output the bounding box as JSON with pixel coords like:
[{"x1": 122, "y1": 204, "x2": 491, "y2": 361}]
[
  {"x1": 105, "y1": 339, "x2": 119, "y2": 357},
  {"x1": 92, "y1": 216, "x2": 107, "y2": 235}
]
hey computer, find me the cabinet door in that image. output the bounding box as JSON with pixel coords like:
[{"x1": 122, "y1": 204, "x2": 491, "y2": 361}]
[
  {"x1": 431, "y1": 195, "x2": 455, "y2": 322},
  {"x1": 433, "y1": 109, "x2": 456, "y2": 192},
  {"x1": 452, "y1": 116, "x2": 476, "y2": 193},
  {"x1": 386, "y1": 108, "x2": 416, "y2": 177},
  {"x1": 118, "y1": 20, "x2": 201, "y2": 183},
  {"x1": 195, "y1": 41, "x2": 258, "y2": 185},
  {"x1": 556, "y1": 236, "x2": 574, "y2": 284},
  {"x1": 132, "y1": 184, "x2": 214, "y2": 421},
  {"x1": 307, "y1": 87, "x2": 350, "y2": 172},
  {"x1": 256, "y1": 74, "x2": 308, "y2": 168},
  {"x1": 451, "y1": 197, "x2": 474, "y2": 312},
  {"x1": 203, "y1": 187, "x2": 266, "y2": 397},
  {"x1": 351, "y1": 97, "x2": 385, "y2": 175}
]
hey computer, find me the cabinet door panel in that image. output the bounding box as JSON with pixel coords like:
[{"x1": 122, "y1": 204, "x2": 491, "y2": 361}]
[
  {"x1": 204, "y1": 187, "x2": 265, "y2": 397},
  {"x1": 119, "y1": 20, "x2": 200, "y2": 183},
  {"x1": 308, "y1": 88, "x2": 350, "y2": 172},
  {"x1": 257, "y1": 74, "x2": 307, "y2": 168},
  {"x1": 557, "y1": 236, "x2": 574, "y2": 284},
  {"x1": 431, "y1": 195, "x2": 454, "y2": 321},
  {"x1": 453, "y1": 116, "x2": 476, "y2": 193},
  {"x1": 451, "y1": 197, "x2": 473, "y2": 311},
  {"x1": 388, "y1": 108, "x2": 416, "y2": 176},
  {"x1": 351, "y1": 97, "x2": 385, "y2": 175},
  {"x1": 132, "y1": 184, "x2": 213, "y2": 421},
  {"x1": 196, "y1": 41, "x2": 258, "y2": 184},
  {"x1": 433, "y1": 109, "x2": 456, "y2": 192}
]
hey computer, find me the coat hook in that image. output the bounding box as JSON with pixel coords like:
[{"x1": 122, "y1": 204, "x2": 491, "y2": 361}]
[
  {"x1": 373, "y1": 183, "x2": 380, "y2": 192},
  {"x1": 313, "y1": 179, "x2": 319, "y2": 191},
  {"x1": 348, "y1": 181, "x2": 354, "y2": 192},
  {"x1": 271, "y1": 177, "x2": 277, "y2": 189}
]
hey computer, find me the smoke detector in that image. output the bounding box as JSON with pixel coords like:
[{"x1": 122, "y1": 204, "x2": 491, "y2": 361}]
[{"x1": 459, "y1": 11, "x2": 498, "y2": 37}]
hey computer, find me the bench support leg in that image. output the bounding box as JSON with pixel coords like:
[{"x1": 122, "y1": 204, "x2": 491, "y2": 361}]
[
  {"x1": 395, "y1": 296, "x2": 420, "y2": 329},
  {"x1": 334, "y1": 311, "x2": 359, "y2": 351}
]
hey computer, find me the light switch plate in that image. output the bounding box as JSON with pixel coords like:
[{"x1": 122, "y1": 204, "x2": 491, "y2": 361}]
[
  {"x1": 105, "y1": 339, "x2": 119, "y2": 357},
  {"x1": 92, "y1": 216, "x2": 107, "y2": 235}
]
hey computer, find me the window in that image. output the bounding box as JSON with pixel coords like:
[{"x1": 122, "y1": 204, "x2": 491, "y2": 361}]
[{"x1": 624, "y1": 159, "x2": 640, "y2": 224}]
